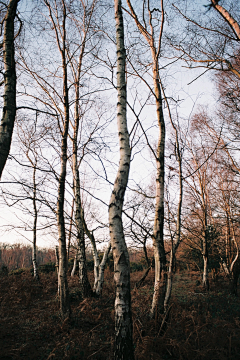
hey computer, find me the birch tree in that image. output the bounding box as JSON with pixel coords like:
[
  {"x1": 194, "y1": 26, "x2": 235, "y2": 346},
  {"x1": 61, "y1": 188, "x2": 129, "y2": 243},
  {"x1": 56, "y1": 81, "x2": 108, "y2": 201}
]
[
  {"x1": 68, "y1": 0, "x2": 98, "y2": 298},
  {"x1": 126, "y1": 0, "x2": 167, "y2": 316},
  {"x1": 109, "y1": 0, "x2": 134, "y2": 358},
  {"x1": 43, "y1": 0, "x2": 71, "y2": 319},
  {"x1": 0, "y1": 0, "x2": 20, "y2": 178},
  {"x1": 161, "y1": 87, "x2": 183, "y2": 311}
]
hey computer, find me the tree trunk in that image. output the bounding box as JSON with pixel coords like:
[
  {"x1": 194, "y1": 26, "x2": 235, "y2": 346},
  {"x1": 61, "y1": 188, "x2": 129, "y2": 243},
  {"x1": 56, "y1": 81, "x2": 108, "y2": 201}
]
[
  {"x1": 109, "y1": 1, "x2": 134, "y2": 358},
  {"x1": 231, "y1": 259, "x2": 240, "y2": 296},
  {"x1": 32, "y1": 163, "x2": 39, "y2": 280},
  {"x1": 81, "y1": 209, "x2": 111, "y2": 296},
  {"x1": 54, "y1": 1, "x2": 71, "y2": 320},
  {"x1": 143, "y1": 241, "x2": 150, "y2": 267},
  {"x1": 95, "y1": 241, "x2": 111, "y2": 296},
  {"x1": 0, "y1": 0, "x2": 19, "y2": 178},
  {"x1": 70, "y1": 20, "x2": 92, "y2": 297},
  {"x1": 80, "y1": 208, "x2": 101, "y2": 292},
  {"x1": 71, "y1": 251, "x2": 77, "y2": 277},
  {"x1": 67, "y1": 198, "x2": 74, "y2": 260},
  {"x1": 55, "y1": 245, "x2": 59, "y2": 274},
  {"x1": 150, "y1": 54, "x2": 167, "y2": 317},
  {"x1": 73, "y1": 151, "x2": 92, "y2": 297},
  {"x1": 57, "y1": 157, "x2": 71, "y2": 318},
  {"x1": 77, "y1": 232, "x2": 92, "y2": 297},
  {"x1": 202, "y1": 210, "x2": 209, "y2": 290},
  {"x1": 163, "y1": 95, "x2": 183, "y2": 311},
  {"x1": 202, "y1": 246, "x2": 209, "y2": 290},
  {"x1": 126, "y1": 0, "x2": 167, "y2": 318},
  {"x1": 202, "y1": 255, "x2": 208, "y2": 288}
]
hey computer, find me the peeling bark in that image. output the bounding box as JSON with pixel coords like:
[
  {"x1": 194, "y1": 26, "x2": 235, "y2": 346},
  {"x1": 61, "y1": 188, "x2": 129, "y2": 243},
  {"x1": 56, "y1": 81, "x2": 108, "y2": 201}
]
[
  {"x1": 0, "y1": 0, "x2": 19, "y2": 178},
  {"x1": 109, "y1": 1, "x2": 134, "y2": 358}
]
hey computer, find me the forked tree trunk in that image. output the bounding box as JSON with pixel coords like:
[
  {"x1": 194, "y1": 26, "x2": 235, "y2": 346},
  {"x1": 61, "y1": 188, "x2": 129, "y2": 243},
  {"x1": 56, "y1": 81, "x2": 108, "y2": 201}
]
[
  {"x1": 0, "y1": 0, "x2": 19, "y2": 178},
  {"x1": 80, "y1": 208, "x2": 101, "y2": 292},
  {"x1": 109, "y1": 1, "x2": 134, "y2": 358},
  {"x1": 73, "y1": 143, "x2": 92, "y2": 297},
  {"x1": 95, "y1": 241, "x2": 111, "y2": 296},
  {"x1": 81, "y1": 208, "x2": 111, "y2": 295},
  {"x1": 70, "y1": 6, "x2": 93, "y2": 297}
]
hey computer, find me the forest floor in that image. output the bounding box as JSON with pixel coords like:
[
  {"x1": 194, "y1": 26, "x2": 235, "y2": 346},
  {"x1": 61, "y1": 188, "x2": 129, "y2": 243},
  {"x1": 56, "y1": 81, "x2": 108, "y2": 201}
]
[{"x1": 1, "y1": 268, "x2": 240, "y2": 359}]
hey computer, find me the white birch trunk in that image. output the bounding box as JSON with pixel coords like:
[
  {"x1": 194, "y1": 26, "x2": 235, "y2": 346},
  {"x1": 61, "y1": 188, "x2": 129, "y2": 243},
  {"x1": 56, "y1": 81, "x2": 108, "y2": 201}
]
[
  {"x1": 109, "y1": 1, "x2": 134, "y2": 358},
  {"x1": 44, "y1": 0, "x2": 71, "y2": 319},
  {"x1": 73, "y1": 160, "x2": 92, "y2": 297},
  {"x1": 150, "y1": 55, "x2": 167, "y2": 318},
  {"x1": 0, "y1": 0, "x2": 19, "y2": 178},
  {"x1": 80, "y1": 208, "x2": 101, "y2": 292},
  {"x1": 95, "y1": 241, "x2": 111, "y2": 296},
  {"x1": 81, "y1": 209, "x2": 110, "y2": 295},
  {"x1": 126, "y1": 0, "x2": 167, "y2": 318},
  {"x1": 71, "y1": 21, "x2": 92, "y2": 297},
  {"x1": 92, "y1": 242, "x2": 100, "y2": 292},
  {"x1": 71, "y1": 252, "x2": 77, "y2": 277},
  {"x1": 162, "y1": 88, "x2": 183, "y2": 311},
  {"x1": 55, "y1": 245, "x2": 59, "y2": 274},
  {"x1": 202, "y1": 209, "x2": 209, "y2": 290},
  {"x1": 32, "y1": 163, "x2": 39, "y2": 280},
  {"x1": 202, "y1": 255, "x2": 209, "y2": 289}
]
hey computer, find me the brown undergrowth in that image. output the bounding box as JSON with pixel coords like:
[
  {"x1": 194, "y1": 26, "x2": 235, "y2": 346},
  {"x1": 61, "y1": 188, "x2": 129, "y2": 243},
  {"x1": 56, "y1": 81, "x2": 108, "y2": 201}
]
[{"x1": 0, "y1": 269, "x2": 240, "y2": 359}]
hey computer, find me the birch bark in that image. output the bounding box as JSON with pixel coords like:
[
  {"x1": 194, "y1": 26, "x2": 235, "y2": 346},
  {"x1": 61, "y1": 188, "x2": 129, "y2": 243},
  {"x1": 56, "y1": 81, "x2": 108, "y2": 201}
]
[
  {"x1": 95, "y1": 241, "x2": 111, "y2": 296},
  {"x1": 67, "y1": 0, "x2": 96, "y2": 297},
  {"x1": 161, "y1": 86, "x2": 183, "y2": 311},
  {"x1": 0, "y1": 0, "x2": 19, "y2": 178},
  {"x1": 109, "y1": 1, "x2": 134, "y2": 358},
  {"x1": 44, "y1": 0, "x2": 71, "y2": 319},
  {"x1": 211, "y1": 0, "x2": 240, "y2": 40},
  {"x1": 32, "y1": 161, "x2": 39, "y2": 280},
  {"x1": 81, "y1": 210, "x2": 111, "y2": 295},
  {"x1": 81, "y1": 210, "x2": 100, "y2": 292},
  {"x1": 200, "y1": 185, "x2": 209, "y2": 290},
  {"x1": 126, "y1": 0, "x2": 167, "y2": 317},
  {"x1": 71, "y1": 251, "x2": 77, "y2": 277},
  {"x1": 25, "y1": 146, "x2": 39, "y2": 280},
  {"x1": 72, "y1": 94, "x2": 92, "y2": 297}
]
